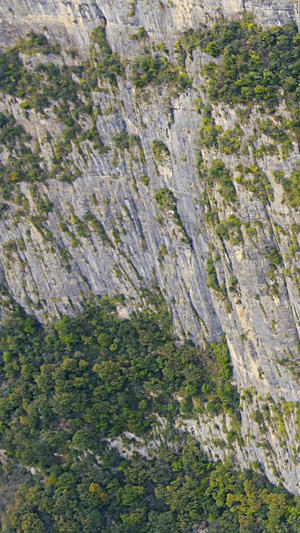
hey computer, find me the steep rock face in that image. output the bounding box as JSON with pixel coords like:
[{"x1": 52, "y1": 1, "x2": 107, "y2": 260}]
[
  {"x1": 1, "y1": 0, "x2": 300, "y2": 494},
  {"x1": 0, "y1": 0, "x2": 297, "y2": 51},
  {"x1": 0, "y1": 82, "x2": 223, "y2": 342}
]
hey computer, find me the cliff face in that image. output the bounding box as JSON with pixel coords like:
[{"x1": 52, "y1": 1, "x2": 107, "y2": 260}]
[
  {"x1": 0, "y1": 0, "x2": 297, "y2": 50},
  {"x1": 2, "y1": 0, "x2": 300, "y2": 494}
]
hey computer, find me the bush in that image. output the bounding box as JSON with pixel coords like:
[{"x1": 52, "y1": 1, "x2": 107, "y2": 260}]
[
  {"x1": 207, "y1": 160, "x2": 237, "y2": 203},
  {"x1": 131, "y1": 55, "x2": 191, "y2": 90},
  {"x1": 152, "y1": 140, "x2": 169, "y2": 162},
  {"x1": 282, "y1": 167, "x2": 300, "y2": 207},
  {"x1": 154, "y1": 188, "x2": 176, "y2": 211}
]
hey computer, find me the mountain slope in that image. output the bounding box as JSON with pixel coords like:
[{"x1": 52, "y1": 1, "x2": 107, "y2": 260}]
[{"x1": 1, "y1": 0, "x2": 300, "y2": 496}]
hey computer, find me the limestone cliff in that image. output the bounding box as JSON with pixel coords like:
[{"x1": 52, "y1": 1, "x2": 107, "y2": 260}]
[
  {"x1": 0, "y1": 0, "x2": 297, "y2": 50},
  {"x1": 1, "y1": 0, "x2": 300, "y2": 494}
]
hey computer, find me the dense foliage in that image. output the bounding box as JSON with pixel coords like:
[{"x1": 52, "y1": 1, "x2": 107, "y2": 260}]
[
  {"x1": 0, "y1": 298, "x2": 299, "y2": 532},
  {"x1": 0, "y1": 296, "x2": 238, "y2": 453},
  {"x1": 181, "y1": 18, "x2": 300, "y2": 107},
  {"x1": 131, "y1": 55, "x2": 191, "y2": 89}
]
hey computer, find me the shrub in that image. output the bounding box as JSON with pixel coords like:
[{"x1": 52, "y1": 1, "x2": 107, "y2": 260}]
[
  {"x1": 131, "y1": 55, "x2": 191, "y2": 90},
  {"x1": 154, "y1": 188, "x2": 176, "y2": 211},
  {"x1": 282, "y1": 167, "x2": 300, "y2": 207},
  {"x1": 129, "y1": 27, "x2": 148, "y2": 41},
  {"x1": 207, "y1": 160, "x2": 237, "y2": 203},
  {"x1": 152, "y1": 140, "x2": 169, "y2": 162},
  {"x1": 206, "y1": 256, "x2": 220, "y2": 291}
]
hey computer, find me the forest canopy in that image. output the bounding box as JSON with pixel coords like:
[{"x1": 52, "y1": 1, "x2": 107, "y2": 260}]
[{"x1": 0, "y1": 297, "x2": 299, "y2": 532}]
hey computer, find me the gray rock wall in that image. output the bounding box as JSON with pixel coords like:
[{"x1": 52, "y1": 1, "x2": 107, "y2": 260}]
[{"x1": 0, "y1": 0, "x2": 297, "y2": 51}]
